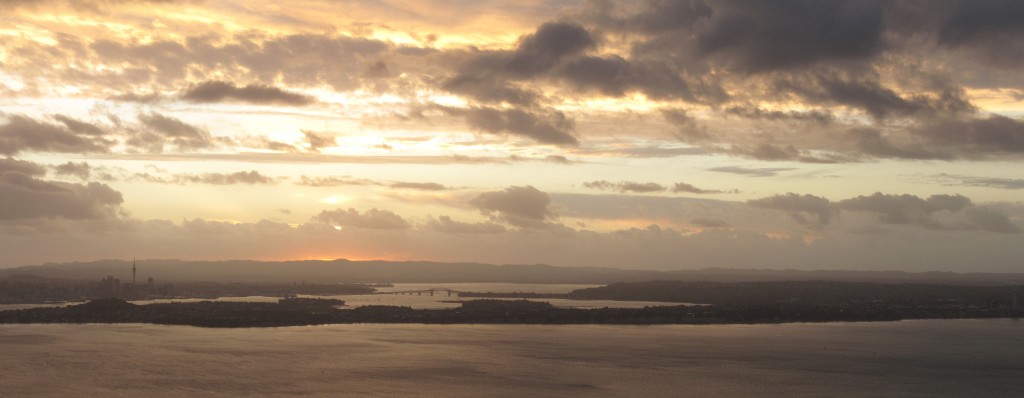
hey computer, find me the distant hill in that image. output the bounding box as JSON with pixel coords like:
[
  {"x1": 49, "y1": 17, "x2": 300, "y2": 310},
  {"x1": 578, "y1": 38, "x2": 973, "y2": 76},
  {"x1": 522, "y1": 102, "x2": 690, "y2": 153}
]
[{"x1": 2, "y1": 259, "x2": 1024, "y2": 286}]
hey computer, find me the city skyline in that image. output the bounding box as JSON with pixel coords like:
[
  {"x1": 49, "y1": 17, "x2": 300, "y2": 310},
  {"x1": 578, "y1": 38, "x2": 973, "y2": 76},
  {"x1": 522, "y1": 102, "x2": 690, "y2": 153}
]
[{"x1": 2, "y1": 0, "x2": 1023, "y2": 271}]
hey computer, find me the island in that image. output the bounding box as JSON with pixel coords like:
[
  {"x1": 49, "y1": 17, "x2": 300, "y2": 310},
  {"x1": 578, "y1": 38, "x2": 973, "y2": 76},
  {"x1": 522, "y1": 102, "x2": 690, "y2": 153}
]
[{"x1": 0, "y1": 293, "x2": 1021, "y2": 327}]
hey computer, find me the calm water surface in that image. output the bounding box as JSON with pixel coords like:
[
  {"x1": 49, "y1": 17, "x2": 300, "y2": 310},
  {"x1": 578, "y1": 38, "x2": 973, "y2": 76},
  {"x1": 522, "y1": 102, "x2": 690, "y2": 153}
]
[{"x1": 1, "y1": 319, "x2": 1022, "y2": 397}]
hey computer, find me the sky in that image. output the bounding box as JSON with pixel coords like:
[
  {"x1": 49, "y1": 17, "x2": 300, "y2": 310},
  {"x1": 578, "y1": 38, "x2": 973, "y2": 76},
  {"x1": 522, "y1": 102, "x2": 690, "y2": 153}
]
[{"x1": 1, "y1": 0, "x2": 1023, "y2": 271}]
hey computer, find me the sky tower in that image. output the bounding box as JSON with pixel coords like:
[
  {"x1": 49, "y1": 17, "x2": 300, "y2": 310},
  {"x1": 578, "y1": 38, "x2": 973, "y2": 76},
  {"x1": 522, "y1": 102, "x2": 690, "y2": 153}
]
[{"x1": 132, "y1": 256, "x2": 137, "y2": 286}]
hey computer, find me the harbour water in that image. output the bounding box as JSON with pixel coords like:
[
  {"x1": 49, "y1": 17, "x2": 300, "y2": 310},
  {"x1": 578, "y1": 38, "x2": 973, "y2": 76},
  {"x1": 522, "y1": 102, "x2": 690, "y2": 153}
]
[{"x1": 1, "y1": 319, "x2": 1022, "y2": 397}]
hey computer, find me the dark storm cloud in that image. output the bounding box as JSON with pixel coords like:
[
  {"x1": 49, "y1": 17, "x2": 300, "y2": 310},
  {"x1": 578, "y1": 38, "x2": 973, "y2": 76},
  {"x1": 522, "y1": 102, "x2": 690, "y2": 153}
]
[
  {"x1": 692, "y1": 0, "x2": 887, "y2": 73},
  {"x1": 469, "y1": 185, "x2": 556, "y2": 228},
  {"x1": 595, "y1": 0, "x2": 886, "y2": 73},
  {"x1": 506, "y1": 22, "x2": 596, "y2": 77},
  {"x1": 441, "y1": 75, "x2": 539, "y2": 106},
  {"x1": 424, "y1": 215, "x2": 507, "y2": 234},
  {"x1": 438, "y1": 22, "x2": 594, "y2": 106},
  {"x1": 913, "y1": 115, "x2": 1024, "y2": 154},
  {"x1": 0, "y1": 172, "x2": 123, "y2": 220},
  {"x1": 773, "y1": 73, "x2": 975, "y2": 120},
  {"x1": 314, "y1": 208, "x2": 411, "y2": 230},
  {"x1": 0, "y1": 115, "x2": 112, "y2": 155},
  {"x1": 936, "y1": 0, "x2": 1024, "y2": 67},
  {"x1": 181, "y1": 81, "x2": 315, "y2": 106},
  {"x1": 554, "y1": 55, "x2": 706, "y2": 102}
]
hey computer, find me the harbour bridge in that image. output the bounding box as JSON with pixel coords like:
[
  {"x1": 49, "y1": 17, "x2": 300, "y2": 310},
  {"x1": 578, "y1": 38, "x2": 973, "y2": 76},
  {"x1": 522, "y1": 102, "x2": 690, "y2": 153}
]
[{"x1": 378, "y1": 288, "x2": 462, "y2": 297}]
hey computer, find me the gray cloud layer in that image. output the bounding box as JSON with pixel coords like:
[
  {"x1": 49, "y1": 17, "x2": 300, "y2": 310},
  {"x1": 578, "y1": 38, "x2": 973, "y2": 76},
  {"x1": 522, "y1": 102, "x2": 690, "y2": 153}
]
[
  {"x1": 470, "y1": 185, "x2": 556, "y2": 228},
  {"x1": 181, "y1": 80, "x2": 315, "y2": 106},
  {"x1": 750, "y1": 192, "x2": 1020, "y2": 233},
  {"x1": 314, "y1": 208, "x2": 411, "y2": 230}
]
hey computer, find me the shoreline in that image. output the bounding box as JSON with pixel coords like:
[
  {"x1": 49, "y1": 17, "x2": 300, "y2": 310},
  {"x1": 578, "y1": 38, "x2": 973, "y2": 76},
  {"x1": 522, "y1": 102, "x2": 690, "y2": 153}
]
[{"x1": 1, "y1": 298, "x2": 1020, "y2": 328}]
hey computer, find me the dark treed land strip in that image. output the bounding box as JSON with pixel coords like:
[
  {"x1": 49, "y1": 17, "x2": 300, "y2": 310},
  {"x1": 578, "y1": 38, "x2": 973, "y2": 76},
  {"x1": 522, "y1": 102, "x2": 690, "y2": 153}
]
[
  {"x1": 1, "y1": 295, "x2": 1021, "y2": 328},
  {"x1": 464, "y1": 280, "x2": 1024, "y2": 307}
]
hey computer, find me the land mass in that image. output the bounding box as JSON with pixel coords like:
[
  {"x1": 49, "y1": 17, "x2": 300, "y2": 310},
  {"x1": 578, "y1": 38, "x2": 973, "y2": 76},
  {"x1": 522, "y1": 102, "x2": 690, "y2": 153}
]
[
  {"x1": 1, "y1": 280, "x2": 1021, "y2": 327},
  {"x1": 5, "y1": 259, "x2": 1024, "y2": 285}
]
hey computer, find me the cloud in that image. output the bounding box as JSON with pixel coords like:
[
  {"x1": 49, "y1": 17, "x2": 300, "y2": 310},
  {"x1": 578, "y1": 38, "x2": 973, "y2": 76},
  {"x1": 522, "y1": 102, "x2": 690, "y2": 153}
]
[
  {"x1": 302, "y1": 130, "x2": 336, "y2": 152},
  {"x1": 470, "y1": 185, "x2": 556, "y2": 228},
  {"x1": 133, "y1": 113, "x2": 213, "y2": 152},
  {"x1": 837, "y1": 193, "x2": 971, "y2": 227},
  {"x1": 661, "y1": 109, "x2": 708, "y2": 142},
  {"x1": 314, "y1": 208, "x2": 411, "y2": 230},
  {"x1": 913, "y1": 115, "x2": 1024, "y2": 155},
  {"x1": 936, "y1": 0, "x2": 1024, "y2": 67},
  {"x1": 0, "y1": 172, "x2": 123, "y2": 221},
  {"x1": 964, "y1": 207, "x2": 1022, "y2": 234},
  {"x1": 848, "y1": 128, "x2": 951, "y2": 160},
  {"x1": 424, "y1": 215, "x2": 506, "y2": 234},
  {"x1": 78, "y1": 32, "x2": 389, "y2": 91},
  {"x1": 295, "y1": 176, "x2": 447, "y2": 190},
  {"x1": 690, "y1": 217, "x2": 731, "y2": 228},
  {"x1": 927, "y1": 173, "x2": 1024, "y2": 190},
  {"x1": 0, "y1": 157, "x2": 47, "y2": 176},
  {"x1": 296, "y1": 175, "x2": 377, "y2": 187},
  {"x1": 750, "y1": 191, "x2": 1019, "y2": 233},
  {"x1": 52, "y1": 161, "x2": 91, "y2": 180},
  {"x1": 583, "y1": 180, "x2": 666, "y2": 193},
  {"x1": 672, "y1": 182, "x2": 735, "y2": 194},
  {"x1": 701, "y1": 1, "x2": 886, "y2": 72},
  {"x1": 506, "y1": 22, "x2": 595, "y2": 77},
  {"x1": 132, "y1": 170, "x2": 276, "y2": 185},
  {"x1": 723, "y1": 106, "x2": 834, "y2": 123},
  {"x1": 708, "y1": 166, "x2": 795, "y2": 177},
  {"x1": 458, "y1": 106, "x2": 578, "y2": 146},
  {"x1": 389, "y1": 181, "x2": 447, "y2": 191},
  {"x1": 0, "y1": 115, "x2": 112, "y2": 155},
  {"x1": 181, "y1": 80, "x2": 315, "y2": 106},
  {"x1": 748, "y1": 193, "x2": 836, "y2": 226}
]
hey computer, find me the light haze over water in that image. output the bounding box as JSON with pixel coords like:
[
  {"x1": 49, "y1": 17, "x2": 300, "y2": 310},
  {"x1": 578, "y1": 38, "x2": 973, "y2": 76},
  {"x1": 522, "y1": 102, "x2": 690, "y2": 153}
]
[{"x1": 2, "y1": 319, "x2": 1022, "y2": 397}]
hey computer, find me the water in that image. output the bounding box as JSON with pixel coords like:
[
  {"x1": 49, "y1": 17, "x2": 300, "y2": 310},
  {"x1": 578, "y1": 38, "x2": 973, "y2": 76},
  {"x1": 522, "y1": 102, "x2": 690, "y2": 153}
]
[{"x1": 1, "y1": 319, "x2": 1021, "y2": 397}]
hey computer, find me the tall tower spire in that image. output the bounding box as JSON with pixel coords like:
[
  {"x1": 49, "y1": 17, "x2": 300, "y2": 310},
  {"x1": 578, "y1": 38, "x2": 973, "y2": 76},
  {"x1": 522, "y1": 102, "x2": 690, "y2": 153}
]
[{"x1": 132, "y1": 255, "x2": 137, "y2": 286}]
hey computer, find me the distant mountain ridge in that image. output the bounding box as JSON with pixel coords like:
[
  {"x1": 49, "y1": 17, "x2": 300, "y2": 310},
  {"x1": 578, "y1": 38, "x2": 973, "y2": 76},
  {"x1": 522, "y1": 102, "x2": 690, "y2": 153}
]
[{"x1": 2, "y1": 259, "x2": 1023, "y2": 286}]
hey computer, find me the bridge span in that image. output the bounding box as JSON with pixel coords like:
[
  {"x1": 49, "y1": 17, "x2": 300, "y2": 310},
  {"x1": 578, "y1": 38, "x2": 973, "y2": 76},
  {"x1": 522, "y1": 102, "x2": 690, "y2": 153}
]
[{"x1": 378, "y1": 288, "x2": 462, "y2": 297}]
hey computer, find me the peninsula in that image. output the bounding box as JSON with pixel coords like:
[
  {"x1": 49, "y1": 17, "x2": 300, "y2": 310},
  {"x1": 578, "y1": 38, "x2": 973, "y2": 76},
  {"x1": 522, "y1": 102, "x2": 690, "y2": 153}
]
[{"x1": 1, "y1": 294, "x2": 1021, "y2": 328}]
